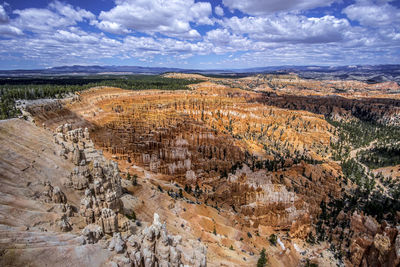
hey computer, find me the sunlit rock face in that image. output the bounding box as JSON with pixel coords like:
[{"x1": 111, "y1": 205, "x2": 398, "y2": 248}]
[
  {"x1": 53, "y1": 124, "x2": 126, "y2": 235},
  {"x1": 29, "y1": 87, "x2": 343, "y2": 234},
  {"x1": 10, "y1": 74, "x2": 400, "y2": 266}
]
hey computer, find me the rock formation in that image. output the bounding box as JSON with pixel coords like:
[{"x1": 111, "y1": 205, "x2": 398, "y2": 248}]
[
  {"x1": 23, "y1": 83, "x2": 400, "y2": 266},
  {"x1": 41, "y1": 181, "x2": 67, "y2": 203},
  {"x1": 106, "y1": 213, "x2": 207, "y2": 267},
  {"x1": 51, "y1": 123, "x2": 207, "y2": 266},
  {"x1": 324, "y1": 210, "x2": 400, "y2": 267},
  {"x1": 53, "y1": 124, "x2": 125, "y2": 234},
  {"x1": 82, "y1": 223, "x2": 104, "y2": 244}
]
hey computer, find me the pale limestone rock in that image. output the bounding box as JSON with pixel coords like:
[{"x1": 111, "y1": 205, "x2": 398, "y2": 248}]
[
  {"x1": 56, "y1": 125, "x2": 63, "y2": 133},
  {"x1": 52, "y1": 186, "x2": 67, "y2": 203},
  {"x1": 70, "y1": 167, "x2": 89, "y2": 190},
  {"x1": 141, "y1": 226, "x2": 156, "y2": 267},
  {"x1": 72, "y1": 145, "x2": 81, "y2": 165},
  {"x1": 395, "y1": 232, "x2": 400, "y2": 259},
  {"x1": 118, "y1": 216, "x2": 135, "y2": 234},
  {"x1": 82, "y1": 224, "x2": 104, "y2": 244},
  {"x1": 51, "y1": 126, "x2": 208, "y2": 266},
  {"x1": 105, "y1": 190, "x2": 122, "y2": 212},
  {"x1": 84, "y1": 127, "x2": 90, "y2": 139},
  {"x1": 41, "y1": 182, "x2": 66, "y2": 203},
  {"x1": 155, "y1": 229, "x2": 170, "y2": 267},
  {"x1": 364, "y1": 216, "x2": 379, "y2": 235},
  {"x1": 58, "y1": 215, "x2": 72, "y2": 232},
  {"x1": 185, "y1": 170, "x2": 196, "y2": 182},
  {"x1": 59, "y1": 143, "x2": 68, "y2": 159},
  {"x1": 108, "y1": 232, "x2": 126, "y2": 253},
  {"x1": 100, "y1": 208, "x2": 118, "y2": 234},
  {"x1": 127, "y1": 235, "x2": 143, "y2": 267},
  {"x1": 169, "y1": 244, "x2": 181, "y2": 267},
  {"x1": 111, "y1": 255, "x2": 131, "y2": 267}
]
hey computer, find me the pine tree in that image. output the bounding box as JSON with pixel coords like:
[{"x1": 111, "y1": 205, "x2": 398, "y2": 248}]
[
  {"x1": 257, "y1": 248, "x2": 267, "y2": 267},
  {"x1": 132, "y1": 174, "x2": 138, "y2": 186}
]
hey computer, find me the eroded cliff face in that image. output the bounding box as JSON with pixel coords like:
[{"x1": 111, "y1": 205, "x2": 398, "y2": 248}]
[
  {"x1": 7, "y1": 75, "x2": 400, "y2": 266},
  {"x1": 29, "y1": 86, "x2": 342, "y2": 233},
  {"x1": 20, "y1": 85, "x2": 349, "y2": 265},
  {"x1": 53, "y1": 123, "x2": 207, "y2": 266},
  {"x1": 0, "y1": 119, "x2": 207, "y2": 267},
  {"x1": 216, "y1": 162, "x2": 342, "y2": 232},
  {"x1": 255, "y1": 93, "x2": 400, "y2": 126},
  {"x1": 322, "y1": 210, "x2": 400, "y2": 267}
]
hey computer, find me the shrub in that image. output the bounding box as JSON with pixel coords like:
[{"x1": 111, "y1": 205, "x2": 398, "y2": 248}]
[
  {"x1": 127, "y1": 210, "x2": 136, "y2": 221},
  {"x1": 157, "y1": 184, "x2": 163, "y2": 192},
  {"x1": 268, "y1": 234, "x2": 277, "y2": 246},
  {"x1": 132, "y1": 174, "x2": 138, "y2": 186}
]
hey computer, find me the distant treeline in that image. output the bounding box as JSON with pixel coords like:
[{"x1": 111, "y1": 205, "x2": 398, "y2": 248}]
[{"x1": 0, "y1": 75, "x2": 200, "y2": 119}]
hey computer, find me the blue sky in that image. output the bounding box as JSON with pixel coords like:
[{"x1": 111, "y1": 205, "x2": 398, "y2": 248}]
[{"x1": 0, "y1": 0, "x2": 399, "y2": 69}]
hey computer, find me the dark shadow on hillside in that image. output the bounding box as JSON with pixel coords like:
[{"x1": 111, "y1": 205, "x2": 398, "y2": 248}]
[{"x1": 252, "y1": 92, "x2": 400, "y2": 124}]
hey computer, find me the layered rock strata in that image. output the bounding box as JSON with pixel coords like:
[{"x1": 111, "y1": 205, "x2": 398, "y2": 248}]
[
  {"x1": 53, "y1": 123, "x2": 207, "y2": 266},
  {"x1": 54, "y1": 123, "x2": 127, "y2": 234},
  {"x1": 107, "y1": 213, "x2": 207, "y2": 267},
  {"x1": 329, "y1": 211, "x2": 400, "y2": 267}
]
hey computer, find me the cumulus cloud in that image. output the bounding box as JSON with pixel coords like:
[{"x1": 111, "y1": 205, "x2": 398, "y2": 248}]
[
  {"x1": 222, "y1": 14, "x2": 351, "y2": 44},
  {"x1": 205, "y1": 28, "x2": 254, "y2": 53},
  {"x1": 222, "y1": 0, "x2": 337, "y2": 15},
  {"x1": 13, "y1": 1, "x2": 94, "y2": 33},
  {"x1": 49, "y1": 1, "x2": 94, "y2": 22},
  {"x1": 92, "y1": 20, "x2": 131, "y2": 35},
  {"x1": 96, "y1": 0, "x2": 212, "y2": 38},
  {"x1": 215, "y1": 5, "x2": 224, "y2": 17},
  {"x1": 0, "y1": 0, "x2": 398, "y2": 68},
  {"x1": 343, "y1": 0, "x2": 400, "y2": 27}
]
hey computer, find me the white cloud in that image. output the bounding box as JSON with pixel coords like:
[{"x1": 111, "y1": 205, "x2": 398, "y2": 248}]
[
  {"x1": 211, "y1": 42, "x2": 399, "y2": 68},
  {"x1": 0, "y1": 24, "x2": 23, "y2": 36},
  {"x1": 97, "y1": 0, "x2": 212, "y2": 38},
  {"x1": 48, "y1": 1, "x2": 94, "y2": 22},
  {"x1": 205, "y1": 28, "x2": 253, "y2": 53},
  {"x1": 189, "y1": 1, "x2": 213, "y2": 25},
  {"x1": 223, "y1": 14, "x2": 351, "y2": 44},
  {"x1": 0, "y1": 5, "x2": 9, "y2": 23},
  {"x1": 92, "y1": 20, "x2": 131, "y2": 35},
  {"x1": 215, "y1": 5, "x2": 224, "y2": 17},
  {"x1": 13, "y1": 1, "x2": 94, "y2": 33},
  {"x1": 343, "y1": 0, "x2": 400, "y2": 27},
  {"x1": 122, "y1": 35, "x2": 211, "y2": 56},
  {"x1": 222, "y1": 0, "x2": 337, "y2": 15},
  {"x1": 53, "y1": 29, "x2": 99, "y2": 44},
  {"x1": 0, "y1": 0, "x2": 399, "y2": 68},
  {"x1": 0, "y1": 27, "x2": 212, "y2": 67},
  {"x1": 0, "y1": 4, "x2": 23, "y2": 37}
]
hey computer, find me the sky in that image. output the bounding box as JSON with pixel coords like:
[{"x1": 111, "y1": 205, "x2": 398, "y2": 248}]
[{"x1": 0, "y1": 0, "x2": 399, "y2": 69}]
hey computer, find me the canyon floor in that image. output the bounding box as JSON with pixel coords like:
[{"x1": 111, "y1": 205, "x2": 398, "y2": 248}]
[{"x1": 1, "y1": 74, "x2": 400, "y2": 266}]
